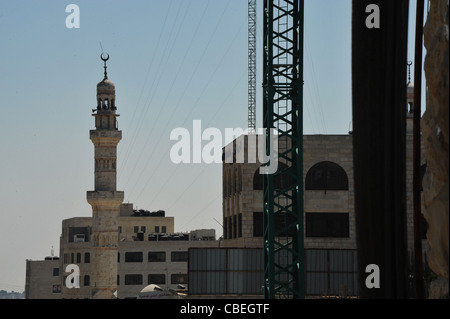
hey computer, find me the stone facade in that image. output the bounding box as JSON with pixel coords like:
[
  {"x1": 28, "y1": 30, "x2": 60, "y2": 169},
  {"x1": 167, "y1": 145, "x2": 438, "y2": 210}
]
[
  {"x1": 25, "y1": 257, "x2": 62, "y2": 299},
  {"x1": 422, "y1": 0, "x2": 449, "y2": 299},
  {"x1": 222, "y1": 121, "x2": 427, "y2": 269},
  {"x1": 55, "y1": 213, "x2": 219, "y2": 299},
  {"x1": 222, "y1": 134, "x2": 356, "y2": 250},
  {"x1": 87, "y1": 69, "x2": 124, "y2": 299}
]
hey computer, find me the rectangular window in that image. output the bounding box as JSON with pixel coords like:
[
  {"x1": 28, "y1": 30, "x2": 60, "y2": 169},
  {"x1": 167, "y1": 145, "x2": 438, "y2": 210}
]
[
  {"x1": 171, "y1": 274, "x2": 187, "y2": 285},
  {"x1": 253, "y1": 212, "x2": 263, "y2": 237},
  {"x1": 253, "y1": 211, "x2": 299, "y2": 237},
  {"x1": 233, "y1": 215, "x2": 237, "y2": 239},
  {"x1": 141, "y1": 226, "x2": 146, "y2": 233},
  {"x1": 223, "y1": 217, "x2": 228, "y2": 240},
  {"x1": 148, "y1": 274, "x2": 165, "y2": 285},
  {"x1": 52, "y1": 284, "x2": 62, "y2": 294},
  {"x1": 125, "y1": 274, "x2": 143, "y2": 285},
  {"x1": 162, "y1": 226, "x2": 167, "y2": 233},
  {"x1": 148, "y1": 251, "x2": 166, "y2": 262},
  {"x1": 171, "y1": 251, "x2": 188, "y2": 262},
  {"x1": 133, "y1": 226, "x2": 139, "y2": 233},
  {"x1": 84, "y1": 275, "x2": 90, "y2": 286},
  {"x1": 306, "y1": 213, "x2": 349, "y2": 238},
  {"x1": 125, "y1": 252, "x2": 143, "y2": 263},
  {"x1": 155, "y1": 226, "x2": 160, "y2": 233},
  {"x1": 53, "y1": 268, "x2": 59, "y2": 276},
  {"x1": 238, "y1": 213, "x2": 242, "y2": 238}
]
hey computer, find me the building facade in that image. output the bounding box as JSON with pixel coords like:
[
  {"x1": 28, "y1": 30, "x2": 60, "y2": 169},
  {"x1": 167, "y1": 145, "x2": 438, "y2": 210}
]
[
  {"x1": 222, "y1": 134, "x2": 355, "y2": 250},
  {"x1": 58, "y1": 211, "x2": 218, "y2": 299},
  {"x1": 25, "y1": 257, "x2": 62, "y2": 299},
  {"x1": 220, "y1": 81, "x2": 428, "y2": 297}
]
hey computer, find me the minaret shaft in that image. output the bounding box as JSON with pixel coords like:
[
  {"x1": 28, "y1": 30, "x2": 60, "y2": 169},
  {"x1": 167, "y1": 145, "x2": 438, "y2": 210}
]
[{"x1": 87, "y1": 55, "x2": 124, "y2": 299}]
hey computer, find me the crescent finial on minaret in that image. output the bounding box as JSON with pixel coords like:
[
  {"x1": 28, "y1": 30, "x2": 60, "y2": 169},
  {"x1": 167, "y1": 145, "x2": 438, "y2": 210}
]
[
  {"x1": 407, "y1": 61, "x2": 412, "y2": 84},
  {"x1": 101, "y1": 52, "x2": 110, "y2": 79}
]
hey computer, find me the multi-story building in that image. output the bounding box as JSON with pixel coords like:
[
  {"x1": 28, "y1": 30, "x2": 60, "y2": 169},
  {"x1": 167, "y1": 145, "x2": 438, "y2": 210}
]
[
  {"x1": 219, "y1": 80, "x2": 428, "y2": 297},
  {"x1": 58, "y1": 208, "x2": 219, "y2": 299},
  {"x1": 25, "y1": 256, "x2": 62, "y2": 299},
  {"x1": 25, "y1": 56, "x2": 219, "y2": 299}
]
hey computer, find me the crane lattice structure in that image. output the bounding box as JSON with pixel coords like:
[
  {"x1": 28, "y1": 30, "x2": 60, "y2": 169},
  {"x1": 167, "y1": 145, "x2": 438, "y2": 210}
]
[
  {"x1": 248, "y1": 0, "x2": 257, "y2": 132},
  {"x1": 262, "y1": 0, "x2": 305, "y2": 299}
]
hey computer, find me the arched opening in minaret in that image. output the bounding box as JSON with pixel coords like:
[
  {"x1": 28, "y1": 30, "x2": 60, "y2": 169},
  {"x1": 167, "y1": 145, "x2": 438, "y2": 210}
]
[{"x1": 408, "y1": 102, "x2": 414, "y2": 114}]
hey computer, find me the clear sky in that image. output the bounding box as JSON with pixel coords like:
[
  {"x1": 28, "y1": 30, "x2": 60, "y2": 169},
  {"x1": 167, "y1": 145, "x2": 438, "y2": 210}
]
[{"x1": 0, "y1": 0, "x2": 423, "y2": 292}]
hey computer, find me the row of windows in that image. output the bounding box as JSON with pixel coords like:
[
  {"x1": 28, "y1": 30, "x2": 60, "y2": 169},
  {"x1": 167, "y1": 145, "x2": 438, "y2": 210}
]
[
  {"x1": 63, "y1": 252, "x2": 90, "y2": 264},
  {"x1": 252, "y1": 162, "x2": 349, "y2": 192},
  {"x1": 223, "y1": 166, "x2": 243, "y2": 197},
  {"x1": 120, "y1": 251, "x2": 188, "y2": 263},
  {"x1": 123, "y1": 274, "x2": 187, "y2": 286},
  {"x1": 62, "y1": 274, "x2": 187, "y2": 287},
  {"x1": 223, "y1": 214, "x2": 242, "y2": 240},
  {"x1": 224, "y1": 212, "x2": 350, "y2": 239},
  {"x1": 62, "y1": 251, "x2": 188, "y2": 264},
  {"x1": 251, "y1": 212, "x2": 350, "y2": 238},
  {"x1": 124, "y1": 226, "x2": 167, "y2": 234}
]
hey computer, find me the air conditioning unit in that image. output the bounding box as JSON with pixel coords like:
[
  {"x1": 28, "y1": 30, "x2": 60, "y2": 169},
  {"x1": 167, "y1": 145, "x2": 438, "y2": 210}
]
[{"x1": 74, "y1": 234, "x2": 85, "y2": 242}]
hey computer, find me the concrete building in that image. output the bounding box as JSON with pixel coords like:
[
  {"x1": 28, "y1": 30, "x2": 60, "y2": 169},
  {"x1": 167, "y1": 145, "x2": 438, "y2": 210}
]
[
  {"x1": 58, "y1": 210, "x2": 219, "y2": 299},
  {"x1": 25, "y1": 256, "x2": 62, "y2": 299},
  {"x1": 25, "y1": 56, "x2": 220, "y2": 299},
  {"x1": 222, "y1": 134, "x2": 355, "y2": 250},
  {"x1": 219, "y1": 80, "x2": 428, "y2": 297}
]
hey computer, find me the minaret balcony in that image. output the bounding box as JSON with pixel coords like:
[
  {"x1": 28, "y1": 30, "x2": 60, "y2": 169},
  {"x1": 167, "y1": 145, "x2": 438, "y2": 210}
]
[
  {"x1": 90, "y1": 130, "x2": 122, "y2": 140},
  {"x1": 87, "y1": 191, "x2": 124, "y2": 207}
]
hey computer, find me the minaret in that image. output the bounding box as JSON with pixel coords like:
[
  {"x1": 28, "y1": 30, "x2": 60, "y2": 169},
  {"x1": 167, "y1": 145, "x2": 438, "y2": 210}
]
[
  {"x1": 87, "y1": 53, "x2": 124, "y2": 299},
  {"x1": 406, "y1": 61, "x2": 414, "y2": 134}
]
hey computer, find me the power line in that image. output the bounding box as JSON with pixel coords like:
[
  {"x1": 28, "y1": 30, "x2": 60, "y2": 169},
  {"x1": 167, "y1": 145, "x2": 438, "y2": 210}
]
[
  {"x1": 128, "y1": 2, "x2": 242, "y2": 203},
  {"x1": 122, "y1": 0, "x2": 195, "y2": 191}
]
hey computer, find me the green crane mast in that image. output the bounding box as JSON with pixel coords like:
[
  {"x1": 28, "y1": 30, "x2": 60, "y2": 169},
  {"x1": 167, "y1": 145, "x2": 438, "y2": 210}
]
[{"x1": 262, "y1": 0, "x2": 305, "y2": 299}]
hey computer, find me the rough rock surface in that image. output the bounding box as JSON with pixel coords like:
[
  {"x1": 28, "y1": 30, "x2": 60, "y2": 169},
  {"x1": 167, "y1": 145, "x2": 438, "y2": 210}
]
[{"x1": 422, "y1": 0, "x2": 449, "y2": 299}]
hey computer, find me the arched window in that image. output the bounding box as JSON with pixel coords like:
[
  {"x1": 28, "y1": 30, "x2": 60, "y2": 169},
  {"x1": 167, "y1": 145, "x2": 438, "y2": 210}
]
[
  {"x1": 305, "y1": 161, "x2": 348, "y2": 191},
  {"x1": 84, "y1": 252, "x2": 90, "y2": 263}
]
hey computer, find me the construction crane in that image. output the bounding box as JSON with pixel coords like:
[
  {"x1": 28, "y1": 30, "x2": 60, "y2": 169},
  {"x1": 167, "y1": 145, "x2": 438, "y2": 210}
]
[
  {"x1": 262, "y1": 0, "x2": 305, "y2": 299},
  {"x1": 248, "y1": 0, "x2": 257, "y2": 132}
]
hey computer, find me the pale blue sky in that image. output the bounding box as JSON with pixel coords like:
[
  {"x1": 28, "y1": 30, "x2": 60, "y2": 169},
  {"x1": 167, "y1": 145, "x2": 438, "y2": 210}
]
[{"x1": 0, "y1": 0, "x2": 423, "y2": 292}]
